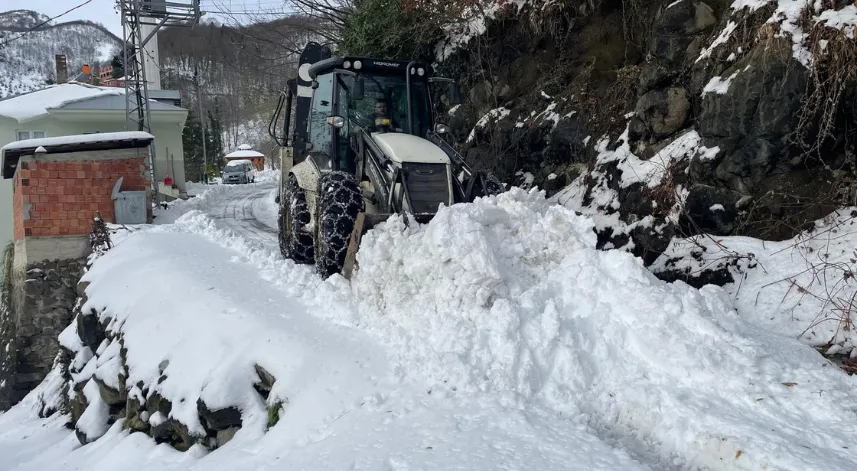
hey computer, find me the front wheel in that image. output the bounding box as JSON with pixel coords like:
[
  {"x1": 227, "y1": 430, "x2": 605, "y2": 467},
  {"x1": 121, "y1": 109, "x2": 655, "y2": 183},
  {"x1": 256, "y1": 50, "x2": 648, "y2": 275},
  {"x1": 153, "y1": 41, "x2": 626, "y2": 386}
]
[
  {"x1": 278, "y1": 174, "x2": 314, "y2": 264},
  {"x1": 314, "y1": 171, "x2": 362, "y2": 278}
]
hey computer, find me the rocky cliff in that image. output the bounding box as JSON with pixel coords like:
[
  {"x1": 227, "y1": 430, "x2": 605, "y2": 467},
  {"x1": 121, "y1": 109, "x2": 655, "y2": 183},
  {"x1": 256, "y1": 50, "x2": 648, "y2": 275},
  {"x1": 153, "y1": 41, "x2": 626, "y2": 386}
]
[{"x1": 426, "y1": 0, "x2": 857, "y2": 271}]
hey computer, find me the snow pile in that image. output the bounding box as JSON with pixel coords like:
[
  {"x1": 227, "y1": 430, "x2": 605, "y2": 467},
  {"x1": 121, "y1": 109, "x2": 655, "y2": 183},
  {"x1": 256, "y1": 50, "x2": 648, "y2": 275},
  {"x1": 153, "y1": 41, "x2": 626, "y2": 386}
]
[
  {"x1": 253, "y1": 168, "x2": 280, "y2": 183},
  {"x1": 351, "y1": 188, "x2": 857, "y2": 470},
  {"x1": 817, "y1": 4, "x2": 857, "y2": 37},
  {"x1": 653, "y1": 207, "x2": 857, "y2": 353},
  {"x1": 1, "y1": 199, "x2": 657, "y2": 470}
]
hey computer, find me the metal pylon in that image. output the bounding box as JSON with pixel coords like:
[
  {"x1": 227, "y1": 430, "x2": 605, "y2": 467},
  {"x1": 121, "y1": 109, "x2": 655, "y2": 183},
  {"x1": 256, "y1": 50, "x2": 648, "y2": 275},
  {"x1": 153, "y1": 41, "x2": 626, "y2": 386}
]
[{"x1": 119, "y1": 0, "x2": 201, "y2": 204}]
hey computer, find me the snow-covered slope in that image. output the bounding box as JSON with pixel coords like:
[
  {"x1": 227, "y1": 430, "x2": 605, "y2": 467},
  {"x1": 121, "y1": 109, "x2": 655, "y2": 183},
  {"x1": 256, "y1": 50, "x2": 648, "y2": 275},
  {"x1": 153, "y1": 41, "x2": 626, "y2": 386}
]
[
  {"x1": 4, "y1": 183, "x2": 857, "y2": 470},
  {"x1": 0, "y1": 10, "x2": 120, "y2": 98}
]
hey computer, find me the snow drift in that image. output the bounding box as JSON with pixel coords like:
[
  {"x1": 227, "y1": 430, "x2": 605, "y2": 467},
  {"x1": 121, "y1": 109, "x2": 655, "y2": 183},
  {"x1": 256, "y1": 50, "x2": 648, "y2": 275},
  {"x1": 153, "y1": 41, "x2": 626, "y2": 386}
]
[{"x1": 350, "y1": 188, "x2": 857, "y2": 470}]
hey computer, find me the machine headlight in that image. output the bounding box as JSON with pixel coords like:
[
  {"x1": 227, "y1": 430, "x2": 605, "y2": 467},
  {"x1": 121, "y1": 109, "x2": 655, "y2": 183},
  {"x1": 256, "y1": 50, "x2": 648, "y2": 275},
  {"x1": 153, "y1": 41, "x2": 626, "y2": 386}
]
[
  {"x1": 327, "y1": 116, "x2": 346, "y2": 128},
  {"x1": 434, "y1": 123, "x2": 449, "y2": 134},
  {"x1": 343, "y1": 60, "x2": 352, "y2": 69},
  {"x1": 417, "y1": 67, "x2": 425, "y2": 76},
  {"x1": 354, "y1": 60, "x2": 362, "y2": 70}
]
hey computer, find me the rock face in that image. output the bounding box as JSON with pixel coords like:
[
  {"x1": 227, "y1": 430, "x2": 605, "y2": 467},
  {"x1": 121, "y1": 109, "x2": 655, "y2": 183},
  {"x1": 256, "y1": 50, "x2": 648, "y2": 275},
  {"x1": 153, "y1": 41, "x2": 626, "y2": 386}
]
[
  {"x1": 0, "y1": 257, "x2": 83, "y2": 410},
  {"x1": 635, "y1": 87, "x2": 691, "y2": 139},
  {"x1": 444, "y1": 0, "x2": 855, "y2": 267}
]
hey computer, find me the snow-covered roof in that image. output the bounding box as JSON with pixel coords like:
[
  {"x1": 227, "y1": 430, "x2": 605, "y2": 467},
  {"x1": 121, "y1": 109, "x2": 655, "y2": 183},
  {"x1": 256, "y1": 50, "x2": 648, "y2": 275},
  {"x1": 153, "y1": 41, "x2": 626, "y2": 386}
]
[
  {"x1": 0, "y1": 82, "x2": 184, "y2": 123},
  {"x1": 1, "y1": 131, "x2": 154, "y2": 153},
  {"x1": 58, "y1": 94, "x2": 185, "y2": 113},
  {"x1": 1, "y1": 131, "x2": 154, "y2": 179},
  {"x1": 224, "y1": 149, "x2": 265, "y2": 159},
  {"x1": 0, "y1": 82, "x2": 124, "y2": 123}
]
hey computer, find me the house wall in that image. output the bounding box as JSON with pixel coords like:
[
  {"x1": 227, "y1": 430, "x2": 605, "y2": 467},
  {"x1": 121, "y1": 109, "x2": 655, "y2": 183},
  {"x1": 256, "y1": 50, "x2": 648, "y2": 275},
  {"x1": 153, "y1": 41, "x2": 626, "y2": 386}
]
[
  {"x1": 0, "y1": 118, "x2": 16, "y2": 253},
  {"x1": 0, "y1": 114, "x2": 187, "y2": 196}
]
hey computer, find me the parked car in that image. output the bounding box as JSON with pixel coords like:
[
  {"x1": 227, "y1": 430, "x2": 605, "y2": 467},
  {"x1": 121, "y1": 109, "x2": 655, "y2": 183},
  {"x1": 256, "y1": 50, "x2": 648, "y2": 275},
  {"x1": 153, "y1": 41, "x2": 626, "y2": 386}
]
[{"x1": 222, "y1": 159, "x2": 256, "y2": 184}]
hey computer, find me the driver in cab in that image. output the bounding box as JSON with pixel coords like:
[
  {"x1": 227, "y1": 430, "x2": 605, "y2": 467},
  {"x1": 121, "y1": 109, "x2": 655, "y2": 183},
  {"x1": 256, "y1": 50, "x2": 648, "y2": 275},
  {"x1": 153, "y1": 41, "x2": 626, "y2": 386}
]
[{"x1": 368, "y1": 99, "x2": 402, "y2": 133}]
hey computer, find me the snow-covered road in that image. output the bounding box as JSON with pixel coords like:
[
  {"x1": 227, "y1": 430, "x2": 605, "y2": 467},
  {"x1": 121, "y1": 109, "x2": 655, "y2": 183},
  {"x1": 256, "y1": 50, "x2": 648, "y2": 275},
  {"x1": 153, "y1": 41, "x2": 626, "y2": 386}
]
[{"x1": 198, "y1": 182, "x2": 280, "y2": 250}]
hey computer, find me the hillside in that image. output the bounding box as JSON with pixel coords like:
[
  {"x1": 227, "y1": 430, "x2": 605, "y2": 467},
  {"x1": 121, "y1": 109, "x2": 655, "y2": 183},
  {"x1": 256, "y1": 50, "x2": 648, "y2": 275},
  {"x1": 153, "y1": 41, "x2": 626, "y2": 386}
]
[
  {"x1": 0, "y1": 10, "x2": 120, "y2": 98},
  {"x1": 334, "y1": 0, "x2": 857, "y2": 261}
]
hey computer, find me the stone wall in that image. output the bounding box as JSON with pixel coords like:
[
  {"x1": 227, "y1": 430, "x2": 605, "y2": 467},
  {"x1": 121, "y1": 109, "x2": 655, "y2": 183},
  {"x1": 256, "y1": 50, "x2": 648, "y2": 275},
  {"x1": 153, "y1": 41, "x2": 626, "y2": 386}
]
[
  {"x1": 51, "y1": 274, "x2": 281, "y2": 450},
  {"x1": 1, "y1": 254, "x2": 84, "y2": 410},
  {"x1": 0, "y1": 243, "x2": 15, "y2": 410}
]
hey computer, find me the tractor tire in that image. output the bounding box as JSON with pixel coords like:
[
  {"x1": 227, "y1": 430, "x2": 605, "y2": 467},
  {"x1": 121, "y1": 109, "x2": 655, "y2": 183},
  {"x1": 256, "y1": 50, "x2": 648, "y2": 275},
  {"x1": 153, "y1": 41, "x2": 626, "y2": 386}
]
[
  {"x1": 482, "y1": 172, "x2": 505, "y2": 196},
  {"x1": 278, "y1": 174, "x2": 314, "y2": 264},
  {"x1": 314, "y1": 171, "x2": 362, "y2": 278}
]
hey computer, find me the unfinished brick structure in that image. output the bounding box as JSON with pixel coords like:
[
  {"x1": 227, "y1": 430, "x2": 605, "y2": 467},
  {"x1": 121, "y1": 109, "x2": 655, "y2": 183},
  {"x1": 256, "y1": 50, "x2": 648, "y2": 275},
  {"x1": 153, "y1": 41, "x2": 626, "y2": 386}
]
[
  {"x1": 11, "y1": 151, "x2": 150, "y2": 240},
  {"x1": 0, "y1": 131, "x2": 154, "y2": 410}
]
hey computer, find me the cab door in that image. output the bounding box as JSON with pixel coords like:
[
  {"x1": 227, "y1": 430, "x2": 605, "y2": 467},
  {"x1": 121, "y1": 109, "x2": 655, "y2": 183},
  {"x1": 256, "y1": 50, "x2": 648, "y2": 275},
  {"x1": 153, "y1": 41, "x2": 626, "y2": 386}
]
[{"x1": 307, "y1": 72, "x2": 336, "y2": 171}]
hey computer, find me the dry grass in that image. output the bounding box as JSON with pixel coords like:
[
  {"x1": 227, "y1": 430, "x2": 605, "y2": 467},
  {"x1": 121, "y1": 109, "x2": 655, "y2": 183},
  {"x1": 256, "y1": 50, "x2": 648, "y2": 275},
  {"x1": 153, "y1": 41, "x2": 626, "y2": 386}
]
[{"x1": 791, "y1": 24, "x2": 857, "y2": 164}]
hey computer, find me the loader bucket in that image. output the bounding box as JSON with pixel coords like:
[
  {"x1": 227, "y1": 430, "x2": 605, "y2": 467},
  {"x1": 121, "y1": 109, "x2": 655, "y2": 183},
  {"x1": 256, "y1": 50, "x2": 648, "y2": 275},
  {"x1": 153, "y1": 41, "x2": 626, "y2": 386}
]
[{"x1": 342, "y1": 212, "x2": 436, "y2": 279}]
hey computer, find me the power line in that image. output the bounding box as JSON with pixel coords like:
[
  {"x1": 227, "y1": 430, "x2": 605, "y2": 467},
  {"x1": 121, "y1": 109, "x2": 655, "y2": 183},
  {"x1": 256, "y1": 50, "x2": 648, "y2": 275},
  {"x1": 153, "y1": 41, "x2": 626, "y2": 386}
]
[{"x1": 0, "y1": 0, "x2": 95, "y2": 48}]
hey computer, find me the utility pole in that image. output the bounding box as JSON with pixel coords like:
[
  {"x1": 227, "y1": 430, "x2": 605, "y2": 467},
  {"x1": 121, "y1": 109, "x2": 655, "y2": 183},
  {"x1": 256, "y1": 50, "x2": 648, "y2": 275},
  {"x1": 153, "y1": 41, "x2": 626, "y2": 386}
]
[
  {"x1": 120, "y1": 0, "x2": 202, "y2": 200},
  {"x1": 194, "y1": 62, "x2": 208, "y2": 183}
]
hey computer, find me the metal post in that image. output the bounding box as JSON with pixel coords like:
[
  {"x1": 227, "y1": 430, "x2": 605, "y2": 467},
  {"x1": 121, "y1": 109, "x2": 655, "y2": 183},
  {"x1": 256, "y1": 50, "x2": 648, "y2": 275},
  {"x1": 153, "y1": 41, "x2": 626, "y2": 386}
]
[{"x1": 405, "y1": 61, "x2": 416, "y2": 136}]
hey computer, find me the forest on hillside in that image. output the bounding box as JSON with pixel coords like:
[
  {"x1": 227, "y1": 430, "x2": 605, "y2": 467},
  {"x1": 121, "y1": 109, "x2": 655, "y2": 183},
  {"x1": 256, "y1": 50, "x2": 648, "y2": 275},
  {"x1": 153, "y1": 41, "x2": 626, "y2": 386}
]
[{"x1": 156, "y1": 11, "x2": 329, "y2": 178}]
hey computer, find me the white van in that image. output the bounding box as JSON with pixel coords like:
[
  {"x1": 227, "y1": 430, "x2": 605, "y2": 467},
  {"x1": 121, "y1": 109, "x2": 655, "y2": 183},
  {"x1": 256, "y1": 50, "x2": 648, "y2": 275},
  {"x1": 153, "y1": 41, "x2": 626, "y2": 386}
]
[{"x1": 222, "y1": 159, "x2": 256, "y2": 184}]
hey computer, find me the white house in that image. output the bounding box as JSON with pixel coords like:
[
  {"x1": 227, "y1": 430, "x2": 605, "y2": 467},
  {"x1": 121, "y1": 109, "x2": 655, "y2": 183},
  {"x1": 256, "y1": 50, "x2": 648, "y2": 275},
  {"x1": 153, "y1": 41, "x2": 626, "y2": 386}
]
[{"x1": 0, "y1": 82, "x2": 189, "y2": 248}]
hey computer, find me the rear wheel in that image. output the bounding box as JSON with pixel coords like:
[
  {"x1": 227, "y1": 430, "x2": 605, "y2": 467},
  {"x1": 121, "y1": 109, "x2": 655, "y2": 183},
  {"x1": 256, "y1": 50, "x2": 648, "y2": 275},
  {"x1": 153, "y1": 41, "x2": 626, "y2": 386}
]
[
  {"x1": 314, "y1": 171, "x2": 362, "y2": 278},
  {"x1": 278, "y1": 174, "x2": 314, "y2": 264}
]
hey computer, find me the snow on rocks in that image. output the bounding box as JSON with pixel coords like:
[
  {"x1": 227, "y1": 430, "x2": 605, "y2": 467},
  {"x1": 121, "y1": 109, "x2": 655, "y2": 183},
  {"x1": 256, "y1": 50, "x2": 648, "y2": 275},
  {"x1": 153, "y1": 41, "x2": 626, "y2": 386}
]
[
  {"x1": 699, "y1": 1, "x2": 857, "y2": 67},
  {"x1": 701, "y1": 68, "x2": 746, "y2": 96},
  {"x1": 466, "y1": 107, "x2": 511, "y2": 143}
]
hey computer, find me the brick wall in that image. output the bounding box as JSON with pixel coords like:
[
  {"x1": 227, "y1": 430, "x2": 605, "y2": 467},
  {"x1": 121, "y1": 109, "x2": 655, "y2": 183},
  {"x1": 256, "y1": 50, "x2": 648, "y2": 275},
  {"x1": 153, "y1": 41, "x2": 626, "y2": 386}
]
[{"x1": 12, "y1": 154, "x2": 150, "y2": 239}]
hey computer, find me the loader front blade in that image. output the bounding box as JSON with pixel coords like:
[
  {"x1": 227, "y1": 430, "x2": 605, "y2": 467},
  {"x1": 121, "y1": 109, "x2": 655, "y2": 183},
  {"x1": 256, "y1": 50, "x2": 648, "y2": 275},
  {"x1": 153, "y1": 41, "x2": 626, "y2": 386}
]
[{"x1": 342, "y1": 212, "x2": 392, "y2": 279}]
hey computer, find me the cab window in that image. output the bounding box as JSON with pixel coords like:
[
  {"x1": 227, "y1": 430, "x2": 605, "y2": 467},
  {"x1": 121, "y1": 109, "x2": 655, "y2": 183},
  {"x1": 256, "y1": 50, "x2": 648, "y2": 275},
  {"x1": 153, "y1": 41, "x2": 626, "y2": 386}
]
[{"x1": 308, "y1": 73, "x2": 334, "y2": 158}]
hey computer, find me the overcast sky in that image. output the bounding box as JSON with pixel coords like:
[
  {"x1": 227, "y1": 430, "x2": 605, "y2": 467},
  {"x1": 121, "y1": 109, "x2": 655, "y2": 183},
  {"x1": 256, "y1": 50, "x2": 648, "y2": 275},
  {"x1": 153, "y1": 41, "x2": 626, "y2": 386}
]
[{"x1": 2, "y1": 1, "x2": 280, "y2": 38}]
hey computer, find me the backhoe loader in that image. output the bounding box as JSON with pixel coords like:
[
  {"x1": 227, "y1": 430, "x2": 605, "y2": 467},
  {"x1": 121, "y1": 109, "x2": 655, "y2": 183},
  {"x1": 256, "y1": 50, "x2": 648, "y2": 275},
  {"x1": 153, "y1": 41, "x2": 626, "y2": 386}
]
[{"x1": 269, "y1": 42, "x2": 502, "y2": 279}]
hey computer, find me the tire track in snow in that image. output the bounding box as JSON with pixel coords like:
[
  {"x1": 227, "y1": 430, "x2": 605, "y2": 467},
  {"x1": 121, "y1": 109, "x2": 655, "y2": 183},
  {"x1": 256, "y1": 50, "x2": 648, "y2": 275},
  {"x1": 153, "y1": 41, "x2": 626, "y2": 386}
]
[{"x1": 203, "y1": 183, "x2": 279, "y2": 251}]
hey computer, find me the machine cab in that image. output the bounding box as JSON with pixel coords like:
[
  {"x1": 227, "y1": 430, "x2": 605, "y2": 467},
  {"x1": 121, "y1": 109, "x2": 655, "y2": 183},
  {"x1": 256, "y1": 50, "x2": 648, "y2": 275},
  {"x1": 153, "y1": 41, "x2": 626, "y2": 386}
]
[{"x1": 304, "y1": 57, "x2": 461, "y2": 174}]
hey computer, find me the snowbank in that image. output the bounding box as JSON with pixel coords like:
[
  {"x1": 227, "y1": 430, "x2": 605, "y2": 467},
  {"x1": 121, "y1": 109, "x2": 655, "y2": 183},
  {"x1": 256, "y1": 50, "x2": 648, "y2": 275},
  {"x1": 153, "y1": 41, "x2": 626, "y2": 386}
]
[
  {"x1": 653, "y1": 207, "x2": 857, "y2": 352},
  {"x1": 350, "y1": 188, "x2": 857, "y2": 470}
]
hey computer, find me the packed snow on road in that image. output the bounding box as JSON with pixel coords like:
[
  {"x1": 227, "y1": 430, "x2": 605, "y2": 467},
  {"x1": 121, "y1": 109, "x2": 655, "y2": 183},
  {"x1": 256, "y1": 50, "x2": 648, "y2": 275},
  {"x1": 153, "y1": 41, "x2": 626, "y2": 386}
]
[{"x1": 2, "y1": 180, "x2": 857, "y2": 471}]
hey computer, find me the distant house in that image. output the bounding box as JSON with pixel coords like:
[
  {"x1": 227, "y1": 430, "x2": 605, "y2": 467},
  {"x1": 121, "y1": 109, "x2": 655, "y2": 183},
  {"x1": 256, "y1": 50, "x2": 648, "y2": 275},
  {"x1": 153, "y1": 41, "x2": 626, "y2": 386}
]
[
  {"x1": 0, "y1": 82, "x2": 188, "y2": 201},
  {"x1": 224, "y1": 144, "x2": 266, "y2": 170}
]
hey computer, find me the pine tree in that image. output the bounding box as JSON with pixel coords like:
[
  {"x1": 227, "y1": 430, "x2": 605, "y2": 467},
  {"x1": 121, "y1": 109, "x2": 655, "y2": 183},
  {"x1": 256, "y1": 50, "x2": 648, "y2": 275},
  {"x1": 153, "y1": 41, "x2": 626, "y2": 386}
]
[
  {"x1": 110, "y1": 54, "x2": 124, "y2": 79},
  {"x1": 206, "y1": 100, "x2": 225, "y2": 174},
  {"x1": 182, "y1": 113, "x2": 204, "y2": 181}
]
